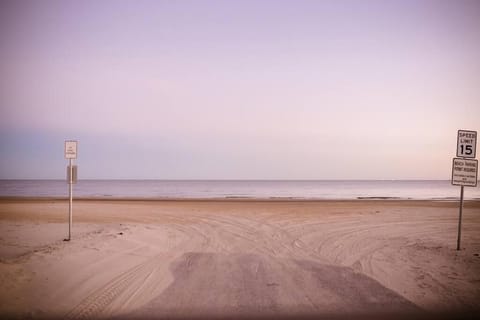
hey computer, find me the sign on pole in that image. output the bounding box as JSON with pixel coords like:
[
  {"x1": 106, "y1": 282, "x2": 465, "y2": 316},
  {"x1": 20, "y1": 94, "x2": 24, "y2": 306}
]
[
  {"x1": 64, "y1": 140, "x2": 78, "y2": 241},
  {"x1": 452, "y1": 129, "x2": 478, "y2": 251},
  {"x1": 66, "y1": 165, "x2": 78, "y2": 184},
  {"x1": 451, "y1": 158, "x2": 478, "y2": 187},
  {"x1": 65, "y1": 140, "x2": 78, "y2": 159},
  {"x1": 456, "y1": 130, "x2": 477, "y2": 158}
]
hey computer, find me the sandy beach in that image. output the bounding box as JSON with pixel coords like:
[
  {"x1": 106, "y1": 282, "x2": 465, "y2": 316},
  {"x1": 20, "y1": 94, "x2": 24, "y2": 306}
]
[{"x1": 0, "y1": 199, "x2": 479, "y2": 319}]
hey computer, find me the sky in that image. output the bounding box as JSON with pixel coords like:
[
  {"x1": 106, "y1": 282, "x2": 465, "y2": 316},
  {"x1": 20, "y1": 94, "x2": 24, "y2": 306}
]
[{"x1": 0, "y1": 0, "x2": 479, "y2": 180}]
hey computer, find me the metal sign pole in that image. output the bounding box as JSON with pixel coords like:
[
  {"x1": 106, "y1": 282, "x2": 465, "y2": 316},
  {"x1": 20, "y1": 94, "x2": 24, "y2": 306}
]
[
  {"x1": 64, "y1": 140, "x2": 77, "y2": 242},
  {"x1": 68, "y1": 158, "x2": 73, "y2": 241},
  {"x1": 456, "y1": 186, "x2": 464, "y2": 251}
]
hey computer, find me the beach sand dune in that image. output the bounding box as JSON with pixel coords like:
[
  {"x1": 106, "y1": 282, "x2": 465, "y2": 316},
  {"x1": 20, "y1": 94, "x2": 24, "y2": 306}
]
[{"x1": 1, "y1": 199, "x2": 479, "y2": 319}]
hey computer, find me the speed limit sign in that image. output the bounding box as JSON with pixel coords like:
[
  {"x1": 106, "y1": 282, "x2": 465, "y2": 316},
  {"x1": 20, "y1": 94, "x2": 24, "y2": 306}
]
[{"x1": 456, "y1": 130, "x2": 477, "y2": 158}]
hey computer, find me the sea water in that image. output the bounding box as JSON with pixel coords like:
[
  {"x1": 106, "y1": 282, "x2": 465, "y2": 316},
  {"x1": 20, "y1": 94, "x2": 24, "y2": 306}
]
[{"x1": 0, "y1": 180, "x2": 478, "y2": 200}]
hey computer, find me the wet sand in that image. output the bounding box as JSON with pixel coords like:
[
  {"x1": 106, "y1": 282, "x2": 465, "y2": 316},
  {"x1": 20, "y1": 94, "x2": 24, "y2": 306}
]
[{"x1": 1, "y1": 199, "x2": 479, "y2": 319}]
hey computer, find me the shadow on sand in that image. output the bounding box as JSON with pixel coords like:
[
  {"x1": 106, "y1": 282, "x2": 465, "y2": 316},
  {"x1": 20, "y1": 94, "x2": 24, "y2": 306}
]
[{"x1": 122, "y1": 252, "x2": 432, "y2": 319}]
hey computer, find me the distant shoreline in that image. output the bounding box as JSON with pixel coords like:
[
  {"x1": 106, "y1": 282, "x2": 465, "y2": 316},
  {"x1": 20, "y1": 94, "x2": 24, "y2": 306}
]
[
  {"x1": 2, "y1": 180, "x2": 478, "y2": 201},
  {"x1": 1, "y1": 196, "x2": 479, "y2": 207}
]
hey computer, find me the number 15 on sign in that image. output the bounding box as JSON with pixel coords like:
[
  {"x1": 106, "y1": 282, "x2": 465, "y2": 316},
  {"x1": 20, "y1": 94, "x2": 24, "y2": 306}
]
[{"x1": 457, "y1": 130, "x2": 477, "y2": 158}]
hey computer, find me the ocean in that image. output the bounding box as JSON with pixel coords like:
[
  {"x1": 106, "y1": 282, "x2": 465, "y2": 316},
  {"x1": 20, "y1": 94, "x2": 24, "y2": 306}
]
[{"x1": 0, "y1": 180, "x2": 478, "y2": 200}]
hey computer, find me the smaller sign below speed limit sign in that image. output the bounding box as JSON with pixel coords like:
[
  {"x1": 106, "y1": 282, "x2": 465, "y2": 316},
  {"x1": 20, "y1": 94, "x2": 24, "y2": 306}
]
[{"x1": 456, "y1": 130, "x2": 477, "y2": 158}]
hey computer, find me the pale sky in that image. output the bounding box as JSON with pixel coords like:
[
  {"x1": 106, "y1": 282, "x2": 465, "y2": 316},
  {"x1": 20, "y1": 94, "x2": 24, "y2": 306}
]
[{"x1": 1, "y1": 0, "x2": 479, "y2": 180}]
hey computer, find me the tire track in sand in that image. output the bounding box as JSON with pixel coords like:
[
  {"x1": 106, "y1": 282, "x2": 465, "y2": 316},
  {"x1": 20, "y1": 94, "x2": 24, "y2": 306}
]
[
  {"x1": 64, "y1": 254, "x2": 162, "y2": 319},
  {"x1": 64, "y1": 219, "x2": 215, "y2": 319}
]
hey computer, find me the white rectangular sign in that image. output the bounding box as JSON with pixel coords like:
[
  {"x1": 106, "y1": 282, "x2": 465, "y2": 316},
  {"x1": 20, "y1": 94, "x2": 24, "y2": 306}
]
[
  {"x1": 65, "y1": 140, "x2": 78, "y2": 159},
  {"x1": 457, "y1": 130, "x2": 477, "y2": 158},
  {"x1": 452, "y1": 158, "x2": 478, "y2": 187}
]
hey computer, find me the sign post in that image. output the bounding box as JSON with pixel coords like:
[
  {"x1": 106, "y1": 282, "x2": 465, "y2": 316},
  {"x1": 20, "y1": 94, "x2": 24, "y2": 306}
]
[
  {"x1": 452, "y1": 130, "x2": 477, "y2": 251},
  {"x1": 64, "y1": 140, "x2": 78, "y2": 241},
  {"x1": 457, "y1": 186, "x2": 464, "y2": 251}
]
